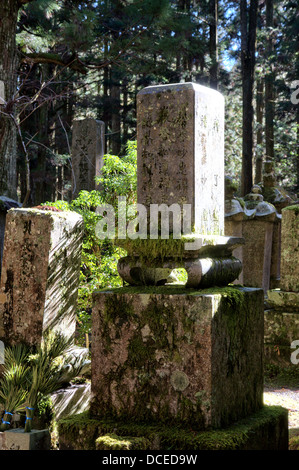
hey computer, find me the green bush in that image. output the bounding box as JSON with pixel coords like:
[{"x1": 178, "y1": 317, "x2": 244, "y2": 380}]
[{"x1": 44, "y1": 141, "x2": 137, "y2": 347}]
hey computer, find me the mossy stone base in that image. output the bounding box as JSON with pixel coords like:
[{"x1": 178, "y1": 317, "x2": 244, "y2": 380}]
[
  {"x1": 267, "y1": 290, "x2": 299, "y2": 311},
  {"x1": 58, "y1": 406, "x2": 288, "y2": 450},
  {"x1": 91, "y1": 286, "x2": 264, "y2": 430}
]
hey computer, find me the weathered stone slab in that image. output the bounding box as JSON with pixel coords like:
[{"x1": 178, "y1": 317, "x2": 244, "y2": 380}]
[
  {"x1": 239, "y1": 187, "x2": 278, "y2": 292},
  {"x1": 270, "y1": 217, "x2": 281, "y2": 289},
  {"x1": 3, "y1": 428, "x2": 50, "y2": 450},
  {"x1": 280, "y1": 205, "x2": 299, "y2": 292},
  {"x1": 91, "y1": 286, "x2": 264, "y2": 430},
  {"x1": 0, "y1": 208, "x2": 83, "y2": 346},
  {"x1": 224, "y1": 185, "x2": 245, "y2": 284},
  {"x1": 267, "y1": 290, "x2": 299, "y2": 311},
  {"x1": 71, "y1": 118, "x2": 105, "y2": 198},
  {"x1": 137, "y1": 83, "x2": 225, "y2": 235},
  {"x1": 0, "y1": 197, "x2": 21, "y2": 275},
  {"x1": 242, "y1": 219, "x2": 275, "y2": 292},
  {"x1": 50, "y1": 384, "x2": 91, "y2": 421}
]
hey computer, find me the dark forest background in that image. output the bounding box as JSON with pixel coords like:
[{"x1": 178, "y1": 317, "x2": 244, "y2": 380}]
[{"x1": 0, "y1": 0, "x2": 298, "y2": 207}]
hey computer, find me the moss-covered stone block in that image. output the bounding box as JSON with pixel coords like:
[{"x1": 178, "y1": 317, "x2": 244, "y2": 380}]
[
  {"x1": 58, "y1": 406, "x2": 288, "y2": 451},
  {"x1": 0, "y1": 208, "x2": 83, "y2": 346},
  {"x1": 91, "y1": 285, "x2": 264, "y2": 430},
  {"x1": 280, "y1": 205, "x2": 299, "y2": 292},
  {"x1": 267, "y1": 290, "x2": 299, "y2": 311}
]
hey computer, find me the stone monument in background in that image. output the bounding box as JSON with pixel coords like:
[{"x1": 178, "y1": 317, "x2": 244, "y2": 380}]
[
  {"x1": 71, "y1": 118, "x2": 105, "y2": 199},
  {"x1": 265, "y1": 204, "x2": 299, "y2": 366}
]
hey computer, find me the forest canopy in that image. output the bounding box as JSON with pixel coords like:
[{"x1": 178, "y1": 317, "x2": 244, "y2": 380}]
[{"x1": 0, "y1": 0, "x2": 298, "y2": 205}]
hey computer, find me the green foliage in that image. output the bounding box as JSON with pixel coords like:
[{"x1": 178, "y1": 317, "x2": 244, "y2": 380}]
[
  {"x1": 264, "y1": 363, "x2": 299, "y2": 389},
  {"x1": 96, "y1": 140, "x2": 137, "y2": 206},
  {"x1": 45, "y1": 142, "x2": 137, "y2": 346},
  {"x1": 0, "y1": 331, "x2": 85, "y2": 433},
  {"x1": 0, "y1": 344, "x2": 32, "y2": 430}
]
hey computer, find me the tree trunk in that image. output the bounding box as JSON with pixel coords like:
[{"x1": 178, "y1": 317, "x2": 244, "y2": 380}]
[
  {"x1": 265, "y1": 0, "x2": 275, "y2": 162},
  {"x1": 255, "y1": 79, "x2": 264, "y2": 183},
  {"x1": 240, "y1": 0, "x2": 258, "y2": 196},
  {"x1": 122, "y1": 78, "x2": 129, "y2": 148},
  {"x1": 296, "y1": 107, "x2": 299, "y2": 191},
  {"x1": 110, "y1": 67, "x2": 121, "y2": 156},
  {"x1": 0, "y1": 0, "x2": 19, "y2": 199},
  {"x1": 209, "y1": 0, "x2": 218, "y2": 90},
  {"x1": 103, "y1": 39, "x2": 109, "y2": 155}
]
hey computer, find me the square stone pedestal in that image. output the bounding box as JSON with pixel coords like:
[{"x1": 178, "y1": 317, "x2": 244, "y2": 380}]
[
  {"x1": 3, "y1": 428, "x2": 51, "y2": 450},
  {"x1": 91, "y1": 285, "x2": 264, "y2": 430}
]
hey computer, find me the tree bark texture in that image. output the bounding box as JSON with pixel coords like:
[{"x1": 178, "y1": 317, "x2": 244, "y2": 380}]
[
  {"x1": 240, "y1": 0, "x2": 258, "y2": 196},
  {"x1": 265, "y1": 0, "x2": 275, "y2": 162},
  {"x1": 255, "y1": 79, "x2": 264, "y2": 183},
  {"x1": 209, "y1": 0, "x2": 218, "y2": 90},
  {"x1": 0, "y1": 0, "x2": 19, "y2": 199}
]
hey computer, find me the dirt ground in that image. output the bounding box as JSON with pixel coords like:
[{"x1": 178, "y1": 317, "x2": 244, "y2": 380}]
[{"x1": 264, "y1": 386, "x2": 299, "y2": 429}]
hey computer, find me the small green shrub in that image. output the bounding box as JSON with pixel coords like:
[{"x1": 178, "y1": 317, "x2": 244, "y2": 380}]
[{"x1": 44, "y1": 141, "x2": 137, "y2": 347}]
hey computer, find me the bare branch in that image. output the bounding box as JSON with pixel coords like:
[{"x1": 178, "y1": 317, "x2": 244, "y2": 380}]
[{"x1": 21, "y1": 53, "x2": 88, "y2": 75}]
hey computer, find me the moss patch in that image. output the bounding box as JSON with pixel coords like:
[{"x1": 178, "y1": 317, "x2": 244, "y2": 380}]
[
  {"x1": 91, "y1": 285, "x2": 262, "y2": 427},
  {"x1": 96, "y1": 433, "x2": 151, "y2": 450},
  {"x1": 283, "y1": 204, "x2": 299, "y2": 214},
  {"x1": 114, "y1": 234, "x2": 224, "y2": 264},
  {"x1": 95, "y1": 284, "x2": 252, "y2": 300},
  {"x1": 289, "y1": 429, "x2": 299, "y2": 450},
  {"x1": 58, "y1": 406, "x2": 288, "y2": 450}
]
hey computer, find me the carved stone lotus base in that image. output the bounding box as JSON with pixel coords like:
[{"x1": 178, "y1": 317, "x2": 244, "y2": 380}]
[{"x1": 116, "y1": 235, "x2": 244, "y2": 288}]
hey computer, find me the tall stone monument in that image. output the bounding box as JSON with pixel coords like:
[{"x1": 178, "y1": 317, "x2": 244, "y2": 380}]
[
  {"x1": 117, "y1": 83, "x2": 243, "y2": 288},
  {"x1": 137, "y1": 83, "x2": 224, "y2": 234},
  {"x1": 86, "y1": 83, "x2": 288, "y2": 450},
  {"x1": 71, "y1": 118, "x2": 105, "y2": 198}
]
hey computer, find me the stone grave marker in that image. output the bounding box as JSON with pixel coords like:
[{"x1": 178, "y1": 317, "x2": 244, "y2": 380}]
[
  {"x1": 116, "y1": 82, "x2": 244, "y2": 288},
  {"x1": 266, "y1": 205, "x2": 299, "y2": 366},
  {"x1": 137, "y1": 82, "x2": 225, "y2": 235},
  {"x1": 88, "y1": 84, "x2": 288, "y2": 448},
  {"x1": 71, "y1": 118, "x2": 105, "y2": 198},
  {"x1": 279, "y1": 205, "x2": 299, "y2": 292},
  {"x1": 0, "y1": 208, "x2": 84, "y2": 346}
]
